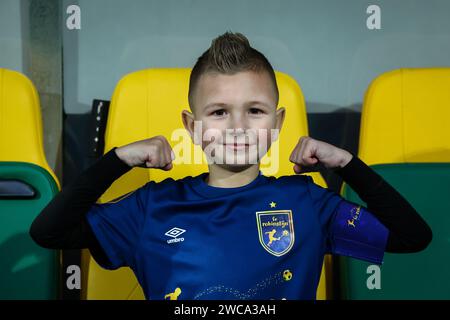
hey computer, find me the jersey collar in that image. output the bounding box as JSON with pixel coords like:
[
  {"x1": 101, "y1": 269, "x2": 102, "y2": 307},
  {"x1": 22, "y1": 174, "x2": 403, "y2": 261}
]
[{"x1": 188, "y1": 170, "x2": 267, "y2": 198}]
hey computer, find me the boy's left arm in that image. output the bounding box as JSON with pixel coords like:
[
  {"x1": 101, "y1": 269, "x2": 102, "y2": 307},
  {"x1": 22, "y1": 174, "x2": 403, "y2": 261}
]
[{"x1": 290, "y1": 136, "x2": 433, "y2": 255}]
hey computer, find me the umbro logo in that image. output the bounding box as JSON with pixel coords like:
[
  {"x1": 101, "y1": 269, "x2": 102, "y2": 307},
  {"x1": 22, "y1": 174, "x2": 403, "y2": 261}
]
[{"x1": 165, "y1": 227, "x2": 186, "y2": 244}]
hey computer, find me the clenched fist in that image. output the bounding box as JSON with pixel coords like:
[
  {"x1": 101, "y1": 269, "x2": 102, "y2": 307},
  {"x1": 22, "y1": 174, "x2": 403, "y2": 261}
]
[
  {"x1": 289, "y1": 136, "x2": 353, "y2": 174},
  {"x1": 114, "y1": 135, "x2": 175, "y2": 170}
]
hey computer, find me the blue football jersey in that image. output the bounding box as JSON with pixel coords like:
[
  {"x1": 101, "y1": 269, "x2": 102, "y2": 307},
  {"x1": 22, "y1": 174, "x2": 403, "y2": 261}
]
[{"x1": 86, "y1": 171, "x2": 389, "y2": 300}]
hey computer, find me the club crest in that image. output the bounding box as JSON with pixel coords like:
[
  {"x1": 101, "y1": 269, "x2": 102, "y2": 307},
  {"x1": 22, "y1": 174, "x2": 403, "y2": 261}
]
[{"x1": 256, "y1": 210, "x2": 295, "y2": 257}]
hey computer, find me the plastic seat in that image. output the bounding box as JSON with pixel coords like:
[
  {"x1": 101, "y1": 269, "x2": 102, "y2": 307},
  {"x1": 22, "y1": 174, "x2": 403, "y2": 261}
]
[
  {"x1": 340, "y1": 68, "x2": 450, "y2": 299},
  {"x1": 0, "y1": 68, "x2": 60, "y2": 299}
]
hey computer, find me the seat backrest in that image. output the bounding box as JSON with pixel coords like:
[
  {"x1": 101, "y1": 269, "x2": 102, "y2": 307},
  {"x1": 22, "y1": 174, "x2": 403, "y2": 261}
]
[
  {"x1": 341, "y1": 67, "x2": 450, "y2": 299},
  {"x1": 358, "y1": 67, "x2": 450, "y2": 165},
  {"x1": 0, "y1": 68, "x2": 60, "y2": 299},
  {"x1": 0, "y1": 68, "x2": 59, "y2": 185},
  {"x1": 341, "y1": 164, "x2": 450, "y2": 299},
  {"x1": 81, "y1": 68, "x2": 332, "y2": 300}
]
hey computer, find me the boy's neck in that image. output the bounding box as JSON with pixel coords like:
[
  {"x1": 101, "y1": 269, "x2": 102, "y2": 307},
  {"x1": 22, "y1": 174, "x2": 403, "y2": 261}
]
[{"x1": 205, "y1": 164, "x2": 260, "y2": 188}]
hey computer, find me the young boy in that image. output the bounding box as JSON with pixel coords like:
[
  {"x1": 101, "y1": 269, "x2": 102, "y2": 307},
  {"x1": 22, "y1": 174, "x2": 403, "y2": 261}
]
[{"x1": 30, "y1": 32, "x2": 432, "y2": 300}]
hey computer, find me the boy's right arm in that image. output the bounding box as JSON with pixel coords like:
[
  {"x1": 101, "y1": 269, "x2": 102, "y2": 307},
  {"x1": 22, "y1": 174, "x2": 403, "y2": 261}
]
[{"x1": 29, "y1": 136, "x2": 174, "y2": 265}]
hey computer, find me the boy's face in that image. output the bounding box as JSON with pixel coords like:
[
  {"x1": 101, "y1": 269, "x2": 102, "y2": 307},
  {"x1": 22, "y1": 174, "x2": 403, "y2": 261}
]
[{"x1": 183, "y1": 70, "x2": 285, "y2": 170}]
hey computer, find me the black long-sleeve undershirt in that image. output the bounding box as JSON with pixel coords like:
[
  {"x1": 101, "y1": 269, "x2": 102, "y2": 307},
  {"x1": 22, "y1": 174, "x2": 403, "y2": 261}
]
[
  {"x1": 30, "y1": 147, "x2": 132, "y2": 266},
  {"x1": 333, "y1": 155, "x2": 432, "y2": 253},
  {"x1": 29, "y1": 147, "x2": 433, "y2": 267}
]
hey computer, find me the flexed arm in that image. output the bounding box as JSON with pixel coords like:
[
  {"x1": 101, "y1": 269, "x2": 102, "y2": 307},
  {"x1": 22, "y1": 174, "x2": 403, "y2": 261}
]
[
  {"x1": 290, "y1": 136, "x2": 432, "y2": 253},
  {"x1": 29, "y1": 136, "x2": 175, "y2": 266}
]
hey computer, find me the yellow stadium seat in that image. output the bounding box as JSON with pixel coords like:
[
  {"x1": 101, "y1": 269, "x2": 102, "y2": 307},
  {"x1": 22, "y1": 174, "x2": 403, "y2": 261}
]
[
  {"x1": 358, "y1": 67, "x2": 450, "y2": 165},
  {"x1": 340, "y1": 67, "x2": 450, "y2": 299},
  {"x1": 0, "y1": 68, "x2": 60, "y2": 299},
  {"x1": 0, "y1": 68, "x2": 59, "y2": 186},
  {"x1": 81, "y1": 68, "x2": 334, "y2": 300}
]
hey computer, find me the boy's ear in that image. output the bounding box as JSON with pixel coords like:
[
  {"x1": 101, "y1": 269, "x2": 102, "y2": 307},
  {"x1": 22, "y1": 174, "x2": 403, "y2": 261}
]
[
  {"x1": 181, "y1": 110, "x2": 198, "y2": 144},
  {"x1": 275, "y1": 107, "x2": 286, "y2": 132}
]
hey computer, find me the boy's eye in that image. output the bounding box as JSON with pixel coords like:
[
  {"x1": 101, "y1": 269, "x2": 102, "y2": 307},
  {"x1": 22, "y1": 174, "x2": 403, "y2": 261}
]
[
  {"x1": 211, "y1": 109, "x2": 227, "y2": 116},
  {"x1": 209, "y1": 108, "x2": 264, "y2": 116},
  {"x1": 249, "y1": 108, "x2": 264, "y2": 115}
]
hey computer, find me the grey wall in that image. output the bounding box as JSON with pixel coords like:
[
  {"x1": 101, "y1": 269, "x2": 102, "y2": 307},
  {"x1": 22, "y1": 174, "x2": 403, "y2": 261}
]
[
  {"x1": 0, "y1": 0, "x2": 63, "y2": 182},
  {"x1": 0, "y1": 0, "x2": 25, "y2": 72},
  {"x1": 62, "y1": 0, "x2": 450, "y2": 115}
]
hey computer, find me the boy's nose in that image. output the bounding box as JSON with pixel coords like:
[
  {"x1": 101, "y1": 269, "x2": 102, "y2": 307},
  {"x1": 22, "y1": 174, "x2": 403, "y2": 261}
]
[{"x1": 230, "y1": 114, "x2": 248, "y2": 131}]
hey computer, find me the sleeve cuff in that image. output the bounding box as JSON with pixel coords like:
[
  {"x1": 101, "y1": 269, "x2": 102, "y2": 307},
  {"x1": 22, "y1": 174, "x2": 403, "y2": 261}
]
[
  {"x1": 78, "y1": 147, "x2": 132, "y2": 188},
  {"x1": 100, "y1": 147, "x2": 133, "y2": 177}
]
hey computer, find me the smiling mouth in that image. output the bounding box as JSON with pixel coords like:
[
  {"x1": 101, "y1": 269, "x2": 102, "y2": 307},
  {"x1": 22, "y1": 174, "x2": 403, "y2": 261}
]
[{"x1": 223, "y1": 143, "x2": 251, "y2": 151}]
